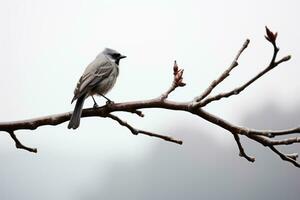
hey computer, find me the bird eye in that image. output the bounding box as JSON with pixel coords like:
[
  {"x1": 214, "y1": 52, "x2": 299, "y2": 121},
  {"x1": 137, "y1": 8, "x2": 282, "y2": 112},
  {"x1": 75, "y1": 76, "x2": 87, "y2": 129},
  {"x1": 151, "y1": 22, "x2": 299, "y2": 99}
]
[{"x1": 112, "y1": 53, "x2": 120, "y2": 58}]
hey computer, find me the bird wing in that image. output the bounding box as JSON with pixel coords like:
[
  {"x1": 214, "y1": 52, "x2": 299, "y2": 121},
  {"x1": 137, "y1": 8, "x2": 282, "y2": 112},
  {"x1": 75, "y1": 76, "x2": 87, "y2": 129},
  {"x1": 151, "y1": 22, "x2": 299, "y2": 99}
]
[{"x1": 71, "y1": 57, "x2": 115, "y2": 103}]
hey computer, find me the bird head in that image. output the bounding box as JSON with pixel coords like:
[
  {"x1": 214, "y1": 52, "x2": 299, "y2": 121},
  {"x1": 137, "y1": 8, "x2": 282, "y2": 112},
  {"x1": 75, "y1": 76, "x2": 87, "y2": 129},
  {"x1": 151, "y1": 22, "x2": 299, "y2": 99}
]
[{"x1": 102, "y1": 48, "x2": 126, "y2": 65}]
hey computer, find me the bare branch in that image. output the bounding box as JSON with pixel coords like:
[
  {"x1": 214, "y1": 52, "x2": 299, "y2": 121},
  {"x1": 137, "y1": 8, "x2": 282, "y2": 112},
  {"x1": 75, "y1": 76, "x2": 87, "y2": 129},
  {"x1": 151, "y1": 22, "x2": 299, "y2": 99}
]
[
  {"x1": 7, "y1": 131, "x2": 37, "y2": 153},
  {"x1": 269, "y1": 146, "x2": 300, "y2": 167},
  {"x1": 1, "y1": 27, "x2": 299, "y2": 168},
  {"x1": 125, "y1": 109, "x2": 145, "y2": 117},
  {"x1": 269, "y1": 137, "x2": 300, "y2": 145},
  {"x1": 233, "y1": 133, "x2": 255, "y2": 162},
  {"x1": 275, "y1": 55, "x2": 292, "y2": 65},
  {"x1": 194, "y1": 39, "x2": 250, "y2": 103},
  {"x1": 192, "y1": 107, "x2": 300, "y2": 167},
  {"x1": 196, "y1": 31, "x2": 290, "y2": 107},
  {"x1": 286, "y1": 153, "x2": 299, "y2": 160},
  {"x1": 107, "y1": 114, "x2": 182, "y2": 145},
  {"x1": 246, "y1": 126, "x2": 300, "y2": 137}
]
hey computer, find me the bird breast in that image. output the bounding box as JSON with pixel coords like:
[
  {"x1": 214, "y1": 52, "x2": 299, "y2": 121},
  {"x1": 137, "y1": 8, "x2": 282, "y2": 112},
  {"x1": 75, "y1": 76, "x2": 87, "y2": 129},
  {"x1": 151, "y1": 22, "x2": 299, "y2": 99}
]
[{"x1": 91, "y1": 66, "x2": 119, "y2": 96}]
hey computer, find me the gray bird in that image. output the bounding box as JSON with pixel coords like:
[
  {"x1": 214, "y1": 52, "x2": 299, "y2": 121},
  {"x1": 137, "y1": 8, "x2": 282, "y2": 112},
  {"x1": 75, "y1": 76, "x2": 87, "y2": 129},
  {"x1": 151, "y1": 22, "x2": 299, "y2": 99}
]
[{"x1": 68, "y1": 48, "x2": 126, "y2": 129}]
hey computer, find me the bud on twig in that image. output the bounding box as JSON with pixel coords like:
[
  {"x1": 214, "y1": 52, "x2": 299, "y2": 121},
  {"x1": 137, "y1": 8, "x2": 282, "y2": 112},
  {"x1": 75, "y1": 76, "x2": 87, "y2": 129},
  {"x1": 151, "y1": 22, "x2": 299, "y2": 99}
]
[
  {"x1": 173, "y1": 61, "x2": 186, "y2": 87},
  {"x1": 173, "y1": 60, "x2": 178, "y2": 75},
  {"x1": 265, "y1": 26, "x2": 278, "y2": 44}
]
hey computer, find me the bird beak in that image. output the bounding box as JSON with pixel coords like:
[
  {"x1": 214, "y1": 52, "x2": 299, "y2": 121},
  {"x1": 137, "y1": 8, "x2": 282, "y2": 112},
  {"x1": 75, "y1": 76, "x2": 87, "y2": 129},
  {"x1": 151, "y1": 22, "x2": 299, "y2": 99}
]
[{"x1": 119, "y1": 55, "x2": 126, "y2": 59}]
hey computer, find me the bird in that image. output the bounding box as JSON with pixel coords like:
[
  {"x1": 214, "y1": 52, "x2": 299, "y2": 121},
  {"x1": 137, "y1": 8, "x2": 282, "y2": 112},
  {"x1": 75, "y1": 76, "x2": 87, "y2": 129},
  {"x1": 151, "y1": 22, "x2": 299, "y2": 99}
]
[{"x1": 68, "y1": 48, "x2": 126, "y2": 129}]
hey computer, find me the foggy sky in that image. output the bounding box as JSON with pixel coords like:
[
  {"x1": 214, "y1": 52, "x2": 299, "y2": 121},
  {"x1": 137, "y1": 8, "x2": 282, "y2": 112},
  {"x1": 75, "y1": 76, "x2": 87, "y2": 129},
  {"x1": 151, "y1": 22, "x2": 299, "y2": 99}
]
[{"x1": 1, "y1": 0, "x2": 300, "y2": 199}]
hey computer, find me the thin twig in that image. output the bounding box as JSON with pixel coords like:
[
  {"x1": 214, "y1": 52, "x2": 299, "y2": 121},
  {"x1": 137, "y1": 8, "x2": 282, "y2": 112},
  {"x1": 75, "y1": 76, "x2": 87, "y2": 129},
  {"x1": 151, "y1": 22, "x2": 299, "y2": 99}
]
[
  {"x1": 245, "y1": 126, "x2": 300, "y2": 137},
  {"x1": 124, "y1": 109, "x2": 145, "y2": 117},
  {"x1": 269, "y1": 146, "x2": 300, "y2": 167},
  {"x1": 194, "y1": 39, "x2": 250, "y2": 103},
  {"x1": 7, "y1": 131, "x2": 37, "y2": 153},
  {"x1": 107, "y1": 114, "x2": 183, "y2": 145},
  {"x1": 266, "y1": 137, "x2": 300, "y2": 145},
  {"x1": 286, "y1": 153, "x2": 299, "y2": 160},
  {"x1": 197, "y1": 49, "x2": 290, "y2": 107},
  {"x1": 193, "y1": 108, "x2": 300, "y2": 167},
  {"x1": 233, "y1": 133, "x2": 255, "y2": 162}
]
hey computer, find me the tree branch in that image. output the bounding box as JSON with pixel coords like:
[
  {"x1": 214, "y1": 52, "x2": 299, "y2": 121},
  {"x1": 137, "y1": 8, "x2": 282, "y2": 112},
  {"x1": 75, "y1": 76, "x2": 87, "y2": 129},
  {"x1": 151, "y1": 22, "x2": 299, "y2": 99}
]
[
  {"x1": 107, "y1": 114, "x2": 182, "y2": 144},
  {"x1": 1, "y1": 27, "x2": 300, "y2": 167},
  {"x1": 194, "y1": 39, "x2": 250, "y2": 103},
  {"x1": 233, "y1": 133, "x2": 255, "y2": 162},
  {"x1": 196, "y1": 29, "x2": 290, "y2": 107},
  {"x1": 269, "y1": 146, "x2": 300, "y2": 167},
  {"x1": 7, "y1": 131, "x2": 37, "y2": 153}
]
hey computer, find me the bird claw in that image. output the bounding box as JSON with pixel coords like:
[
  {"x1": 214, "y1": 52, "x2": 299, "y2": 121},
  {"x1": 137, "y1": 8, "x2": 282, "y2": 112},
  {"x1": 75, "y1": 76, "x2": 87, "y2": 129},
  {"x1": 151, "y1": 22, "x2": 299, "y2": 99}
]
[
  {"x1": 93, "y1": 103, "x2": 99, "y2": 109},
  {"x1": 106, "y1": 100, "x2": 114, "y2": 105}
]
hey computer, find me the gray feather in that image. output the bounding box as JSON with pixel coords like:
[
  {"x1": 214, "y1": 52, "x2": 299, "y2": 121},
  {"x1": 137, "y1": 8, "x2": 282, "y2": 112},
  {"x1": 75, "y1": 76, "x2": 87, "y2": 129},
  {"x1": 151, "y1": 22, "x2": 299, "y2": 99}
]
[
  {"x1": 72, "y1": 54, "x2": 117, "y2": 102},
  {"x1": 68, "y1": 95, "x2": 86, "y2": 129},
  {"x1": 69, "y1": 48, "x2": 124, "y2": 129}
]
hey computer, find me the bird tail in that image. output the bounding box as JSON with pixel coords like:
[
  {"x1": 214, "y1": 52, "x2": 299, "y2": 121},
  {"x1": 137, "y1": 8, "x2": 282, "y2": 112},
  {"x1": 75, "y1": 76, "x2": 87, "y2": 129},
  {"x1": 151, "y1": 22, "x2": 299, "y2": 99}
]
[{"x1": 68, "y1": 95, "x2": 86, "y2": 129}]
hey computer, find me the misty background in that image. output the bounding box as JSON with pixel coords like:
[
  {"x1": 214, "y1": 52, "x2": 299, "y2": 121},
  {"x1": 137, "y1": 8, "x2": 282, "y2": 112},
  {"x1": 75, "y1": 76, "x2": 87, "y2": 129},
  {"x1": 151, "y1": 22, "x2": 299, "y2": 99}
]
[{"x1": 0, "y1": 0, "x2": 300, "y2": 199}]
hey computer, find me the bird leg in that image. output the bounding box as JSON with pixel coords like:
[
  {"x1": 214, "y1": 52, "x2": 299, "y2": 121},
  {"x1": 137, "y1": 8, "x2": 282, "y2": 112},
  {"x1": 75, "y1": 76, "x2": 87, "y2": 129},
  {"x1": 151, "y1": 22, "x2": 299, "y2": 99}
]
[
  {"x1": 91, "y1": 96, "x2": 99, "y2": 108},
  {"x1": 99, "y1": 94, "x2": 114, "y2": 104}
]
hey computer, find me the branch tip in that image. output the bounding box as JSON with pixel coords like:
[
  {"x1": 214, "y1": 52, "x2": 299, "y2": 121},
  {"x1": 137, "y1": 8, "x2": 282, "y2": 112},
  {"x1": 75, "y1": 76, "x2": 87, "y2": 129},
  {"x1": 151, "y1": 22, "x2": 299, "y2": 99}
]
[
  {"x1": 7, "y1": 131, "x2": 37, "y2": 153},
  {"x1": 107, "y1": 114, "x2": 182, "y2": 145},
  {"x1": 281, "y1": 55, "x2": 291, "y2": 62},
  {"x1": 233, "y1": 134, "x2": 255, "y2": 162},
  {"x1": 286, "y1": 153, "x2": 298, "y2": 161}
]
